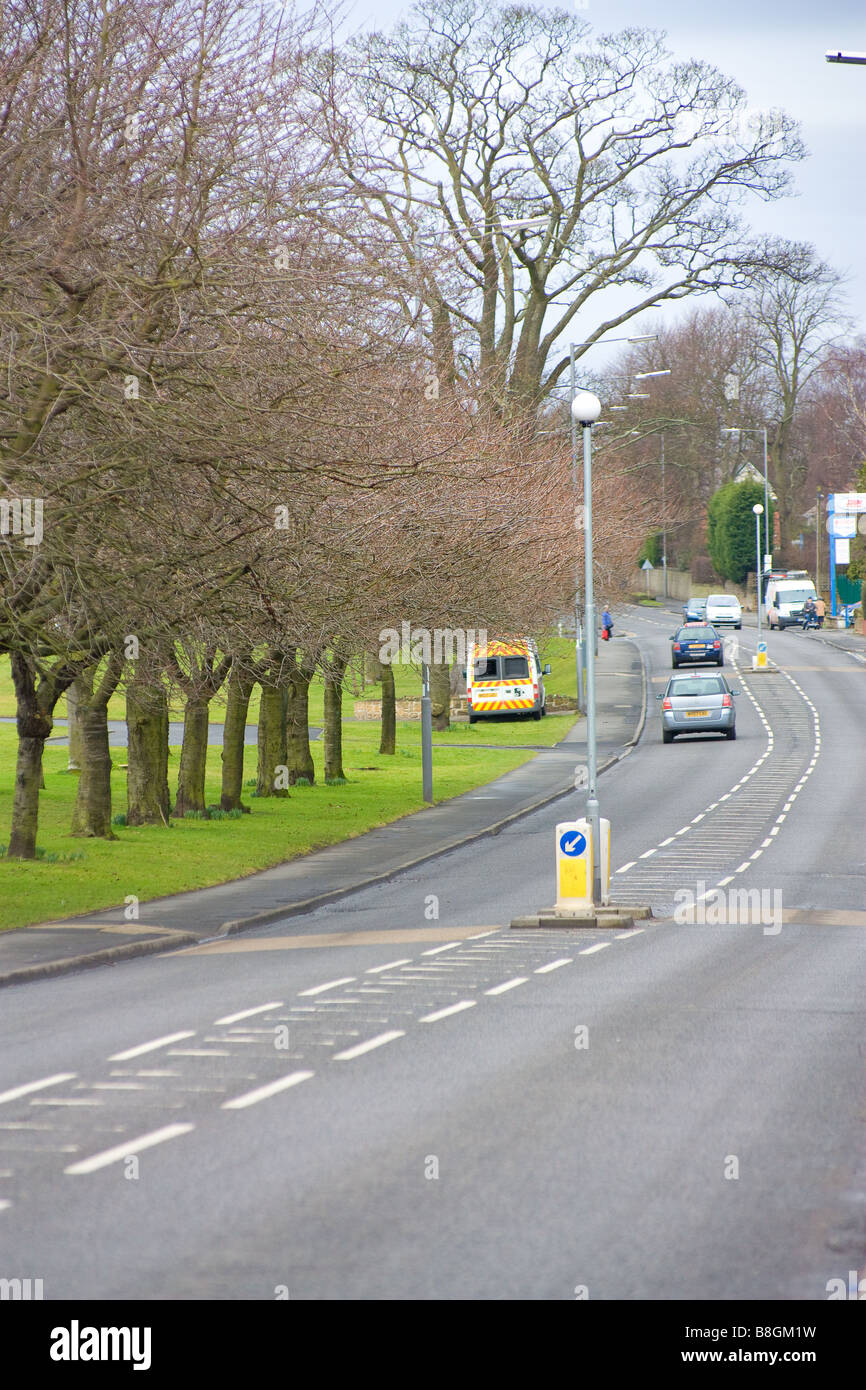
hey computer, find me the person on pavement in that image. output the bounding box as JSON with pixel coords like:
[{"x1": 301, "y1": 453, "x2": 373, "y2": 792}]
[
  {"x1": 814, "y1": 595, "x2": 826, "y2": 628},
  {"x1": 601, "y1": 608, "x2": 613, "y2": 640}
]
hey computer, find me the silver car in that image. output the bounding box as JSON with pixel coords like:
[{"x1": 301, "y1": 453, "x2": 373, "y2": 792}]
[{"x1": 658, "y1": 672, "x2": 738, "y2": 743}]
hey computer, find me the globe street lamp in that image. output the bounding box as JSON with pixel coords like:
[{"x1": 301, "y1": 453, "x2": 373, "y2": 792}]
[{"x1": 571, "y1": 388, "x2": 603, "y2": 905}]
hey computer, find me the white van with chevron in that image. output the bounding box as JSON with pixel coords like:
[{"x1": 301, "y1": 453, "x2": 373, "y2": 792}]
[{"x1": 465, "y1": 638, "x2": 550, "y2": 724}]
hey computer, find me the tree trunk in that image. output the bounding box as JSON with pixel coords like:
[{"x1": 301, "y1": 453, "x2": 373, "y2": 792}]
[
  {"x1": 127, "y1": 677, "x2": 170, "y2": 826},
  {"x1": 66, "y1": 679, "x2": 83, "y2": 773},
  {"x1": 7, "y1": 651, "x2": 73, "y2": 859},
  {"x1": 286, "y1": 657, "x2": 315, "y2": 785},
  {"x1": 71, "y1": 655, "x2": 124, "y2": 838},
  {"x1": 323, "y1": 651, "x2": 348, "y2": 783},
  {"x1": 256, "y1": 683, "x2": 289, "y2": 797},
  {"x1": 379, "y1": 660, "x2": 396, "y2": 754},
  {"x1": 430, "y1": 660, "x2": 451, "y2": 732},
  {"x1": 9, "y1": 736, "x2": 48, "y2": 859},
  {"x1": 220, "y1": 669, "x2": 254, "y2": 811},
  {"x1": 70, "y1": 703, "x2": 116, "y2": 839},
  {"x1": 175, "y1": 698, "x2": 210, "y2": 816}
]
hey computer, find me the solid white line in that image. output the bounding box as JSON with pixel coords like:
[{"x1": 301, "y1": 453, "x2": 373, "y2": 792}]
[
  {"x1": 422, "y1": 942, "x2": 461, "y2": 956},
  {"x1": 64, "y1": 1123, "x2": 194, "y2": 1175},
  {"x1": 333, "y1": 1031, "x2": 405, "y2": 1061},
  {"x1": 109, "y1": 1032, "x2": 194, "y2": 1062},
  {"x1": 0, "y1": 1074, "x2": 76, "y2": 1107},
  {"x1": 579, "y1": 943, "x2": 611, "y2": 955},
  {"x1": 214, "y1": 1002, "x2": 282, "y2": 1026},
  {"x1": 485, "y1": 978, "x2": 529, "y2": 995},
  {"x1": 299, "y1": 978, "x2": 356, "y2": 997},
  {"x1": 534, "y1": 959, "x2": 573, "y2": 973},
  {"x1": 420, "y1": 1001, "x2": 477, "y2": 1022},
  {"x1": 366, "y1": 959, "x2": 411, "y2": 974},
  {"x1": 222, "y1": 1071, "x2": 314, "y2": 1110}
]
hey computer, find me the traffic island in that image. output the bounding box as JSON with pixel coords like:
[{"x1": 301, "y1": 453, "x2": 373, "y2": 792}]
[{"x1": 511, "y1": 905, "x2": 653, "y2": 930}]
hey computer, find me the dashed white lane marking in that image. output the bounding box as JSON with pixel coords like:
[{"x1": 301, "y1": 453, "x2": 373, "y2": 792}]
[
  {"x1": 31, "y1": 1097, "x2": 102, "y2": 1107},
  {"x1": 0, "y1": 1200, "x2": 10, "y2": 1212},
  {"x1": 717, "y1": 875, "x2": 734, "y2": 886},
  {"x1": 579, "y1": 942, "x2": 612, "y2": 956},
  {"x1": 534, "y1": 959, "x2": 573, "y2": 973},
  {"x1": 422, "y1": 942, "x2": 461, "y2": 956},
  {"x1": 214, "y1": 1002, "x2": 282, "y2": 1026},
  {"x1": 109, "y1": 1032, "x2": 195, "y2": 1062},
  {"x1": 222, "y1": 1072, "x2": 314, "y2": 1110},
  {"x1": 659, "y1": 836, "x2": 675, "y2": 846},
  {"x1": 64, "y1": 1123, "x2": 194, "y2": 1175},
  {"x1": 615, "y1": 861, "x2": 636, "y2": 874},
  {"x1": 299, "y1": 978, "x2": 356, "y2": 997},
  {"x1": 420, "y1": 1001, "x2": 477, "y2": 1023},
  {"x1": 168, "y1": 1049, "x2": 231, "y2": 1058},
  {"x1": 639, "y1": 847, "x2": 657, "y2": 858},
  {"x1": 333, "y1": 1031, "x2": 405, "y2": 1061},
  {"x1": 366, "y1": 959, "x2": 411, "y2": 974},
  {"x1": 0, "y1": 1074, "x2": 76, "y2": 1106},
  {"x1": 468, "y1": 929, "x2": 500, "y2": 939},
  {"x1": 485, "y1": 978, "x2": 529, "y2": 996},
  {"x1": 616, "y1": 929, "x2": 645, "y2": 939}
]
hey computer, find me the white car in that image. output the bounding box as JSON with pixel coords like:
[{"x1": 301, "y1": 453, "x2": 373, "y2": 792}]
[{"x1": 704, "y1": 594, "x2": 742, "y2": 629}]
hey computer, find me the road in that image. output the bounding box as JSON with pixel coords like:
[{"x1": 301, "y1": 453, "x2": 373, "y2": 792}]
[{"x1": 1, "y1": 610, "x2": 865, "y2": 1301}]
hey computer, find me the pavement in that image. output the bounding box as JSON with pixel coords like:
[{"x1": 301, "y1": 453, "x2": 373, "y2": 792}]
[{"x1": 0, "y1": 634, "x2": 646, "y2": 986}]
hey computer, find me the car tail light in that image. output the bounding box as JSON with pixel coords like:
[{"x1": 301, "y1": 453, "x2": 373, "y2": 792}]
[
  {"x1": 662, "y1": 698, "x2": 672, "y2": 711},
  {"x1": 713, "y1": 641, "x2": 721, "y2": 649},
  {"x1": 721, "y1": 693, "x2": 731, "y2": 707},
  {"x1": 673, "y1": 643, "x2": 680, "y2": 652}
]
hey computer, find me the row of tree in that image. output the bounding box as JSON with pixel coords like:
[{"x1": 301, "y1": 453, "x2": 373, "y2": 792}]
[{"x1": 1, "y1": 0, "x2": 828, "y2": 858}]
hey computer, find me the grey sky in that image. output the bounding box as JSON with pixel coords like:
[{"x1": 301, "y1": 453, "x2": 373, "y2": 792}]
[{"x1": 341, "y1": 0, "x2": 866, "y2": 339}]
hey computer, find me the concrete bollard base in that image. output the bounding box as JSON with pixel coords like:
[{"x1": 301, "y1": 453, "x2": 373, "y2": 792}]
[{"x1": 511, "y1": 905, "x2": 653, "y2": 930}]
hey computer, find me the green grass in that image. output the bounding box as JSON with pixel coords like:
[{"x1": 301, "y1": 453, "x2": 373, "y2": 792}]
[{"x1": 0, "y1": 718, "x2": 557, "y2": 930}]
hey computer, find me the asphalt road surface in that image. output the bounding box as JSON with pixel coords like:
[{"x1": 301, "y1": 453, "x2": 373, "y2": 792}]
[{"x1": 1, "y1": 612, "x2": 864, "y2": 1301}]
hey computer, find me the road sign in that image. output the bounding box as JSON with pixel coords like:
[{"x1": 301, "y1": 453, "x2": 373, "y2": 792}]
[
  {"x1": 754, "y1": 639, "x2": 768, "y2": 670},
  {"x1": 641, "y1": 559, "x2": 654, "y2": 570},
  {"x1": 559, "y1": 830, "x2": 587, "y2": 857}
]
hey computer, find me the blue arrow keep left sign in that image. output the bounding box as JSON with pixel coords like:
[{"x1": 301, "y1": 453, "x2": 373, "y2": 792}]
[{"x1": 559, "y1": 830, "x2": 587, "y2": 857}]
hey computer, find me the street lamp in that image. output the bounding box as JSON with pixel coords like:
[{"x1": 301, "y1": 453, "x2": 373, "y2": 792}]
[
  {"x1": 571, "y1": 388, "x2": 603, "y2": 906},
  {"x1": 722, "y1": 427, "x2": 771, "y2": 565},
  {"x1": 753, "y1": 504, "x2": 764, "y2": 642}
]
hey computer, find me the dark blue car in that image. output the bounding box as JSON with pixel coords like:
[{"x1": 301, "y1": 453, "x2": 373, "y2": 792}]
[
  {"x1": 670, "y1": 624, "x2": 724, "y2": 668},
  {"x1": 682, "y1": 596, "x2": 707, "y2": 623}
]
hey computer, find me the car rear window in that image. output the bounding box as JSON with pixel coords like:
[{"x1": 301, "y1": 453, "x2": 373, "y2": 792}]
[
  {"x1": 501, "y1": 656, "x2": 530, "y2": 678},
  {"x1": 669, "y1": 678, "x2": 725, "y2": 697},
  {"x1": 677, "y1": 626, "x2": 714, "y2": 638},
  {"x1": 710, "y1": 597, "x2": 737, "y2": 606}
]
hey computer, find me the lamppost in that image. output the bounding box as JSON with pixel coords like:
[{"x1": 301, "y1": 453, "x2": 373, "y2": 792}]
[
  {"x1": 568, "y1": 334, "x2": 659, "y2": 712},
  {"x1": 571, "y1": 388, "x2": 603, "y2": 905},
  {"x1": 722, "y1": 427, "x2": 771, "y2": 565},
  {"x1": 753, "y1": 504, "x2": 764, "y2": 642}
]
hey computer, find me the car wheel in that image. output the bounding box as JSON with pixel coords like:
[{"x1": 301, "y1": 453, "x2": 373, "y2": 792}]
[
  {"x1": 718, "y1": 656, "x2": 724, "y2": 666},
  {"x1": 735, "y1": 623, "x2": 741, "y2": 630},
  {"x1": 662, "y1": 730, "x2": 674, "y2": 744},
  {"x1": 532, "y1": 709, "x2": 542, "y2": 721},
  {"x1": 469, "y1": 714, "x2": 478, "y2": 725},
  {"x1": 726, "y1": 727, "x2": 736, "y2": 740},
  {"x1": 672, "y1": 659, "x2": 678, "y2": 668},
  {"x1": 540, "y1": 703, "x2": 547, "y2": 717}
]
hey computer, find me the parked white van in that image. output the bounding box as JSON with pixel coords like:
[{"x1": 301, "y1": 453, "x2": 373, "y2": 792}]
[
  {"x1": 704, "y1": 594, "x2": 742, "y2": 629},
  {"x1": 764, "y1": 572, "x2": 817, "y2": 629}
]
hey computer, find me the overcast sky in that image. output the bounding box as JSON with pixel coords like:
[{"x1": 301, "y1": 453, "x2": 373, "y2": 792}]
[{"x1": 340, "y1": 0, "x2": 866, "y2": 340}]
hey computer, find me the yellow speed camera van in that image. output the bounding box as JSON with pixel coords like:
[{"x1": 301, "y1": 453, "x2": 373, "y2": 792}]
[{"x1": 466, "y1": 638, "x2": 550, "y2": 723}]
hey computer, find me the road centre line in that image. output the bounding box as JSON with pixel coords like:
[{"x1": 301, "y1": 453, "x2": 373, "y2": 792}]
[
  {"x1": 0, "y1": 1074, "x2": 76, "y2": 1107},
  {"x1": 366, "y1": 959, "x2": 411, "y2": 973},
  {"x1": 214, "y1": 1002, "x2": 282, "y2": 1026},
  {"x1": 222, "y1": 1072, "x2": 314, "y2": 1111},
  {"x1": 109, "y1": 1032, "x2": 195, "y2": 1062},
  {"x1": 299, "y1": 978, "x2": 356, "y2": 997},
  {"x1": 65, "y1": 1125, "x2": 194, "y2": 1175},
  {"x1": 485, "y1": 978, "x2": 529, "y2": 995},
  {"x1": 534, "y1": 959, "x2": 573, "y2": 972},
  {"x1": 579, "y1": 943, "x2": 611, "y2": 956},
  {"x1": 333, "y1": 1031, "x2": 405, "y2": 1061},
  {"x1": 420, "y1": 1001, "x2": 477, "y2": 1022},
  {"x1": 421, "y1": 943, "x2": 462, "y2": 955}
]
